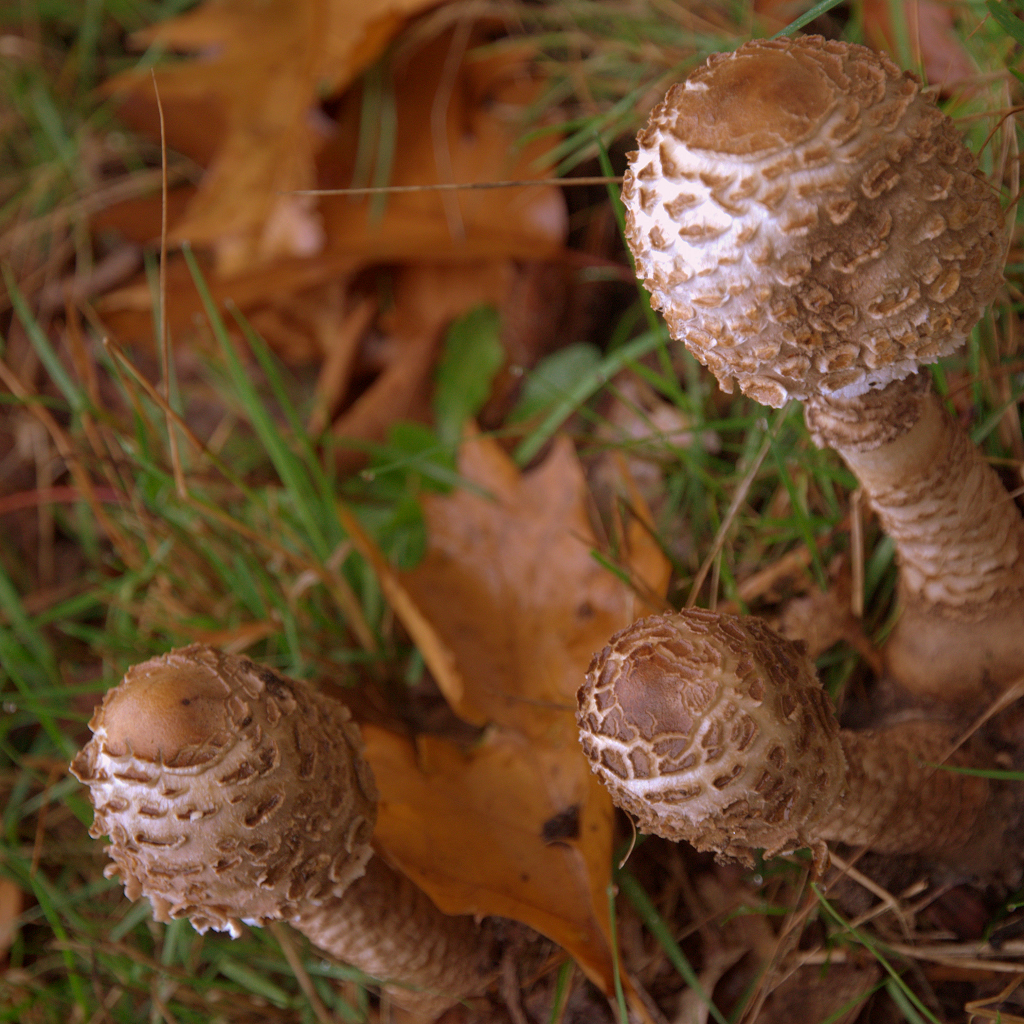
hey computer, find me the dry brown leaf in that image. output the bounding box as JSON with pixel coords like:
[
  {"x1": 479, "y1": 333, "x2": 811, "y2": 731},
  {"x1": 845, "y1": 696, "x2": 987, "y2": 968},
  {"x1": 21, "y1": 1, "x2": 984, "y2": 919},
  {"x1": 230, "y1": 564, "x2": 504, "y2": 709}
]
[
  {"x1": 314, "y1": 30, "x2": 567, "y2": 267},
  {"x1": 350, "y1": 432, "x2": 670, "y2": 1001},
  {"x1": 97, "y1": 27, "x2": 566, "y2": 350},
  {"x1": 107, "y1": 0, "x2": 452, "y2": 268},
  {"x1": 364, "y1": 726, "x2": 619, "y2": 992},
  {"x1": 400, "y1": 433, "x2": 665, "y2": 736},
  {"x1": 755, "y1": 961, "x2": 882, "y2": 1024},
  {"x1": 308, "y1": 295, "x2": 377, "y2": 435}
]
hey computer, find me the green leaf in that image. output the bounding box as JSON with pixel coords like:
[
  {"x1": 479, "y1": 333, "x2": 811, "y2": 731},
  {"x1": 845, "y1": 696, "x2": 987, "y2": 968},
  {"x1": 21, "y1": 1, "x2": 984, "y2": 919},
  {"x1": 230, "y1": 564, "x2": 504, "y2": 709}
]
[
  {"x1": 433, "y1": 305, "x2": 505, "y2": 447},
  {"x1": 513, "y1": 329, "x2": 668, "y2": 466},
  {"x1": 369, "y1": 421, "x2": 459, "y2": 494},
  {"x1": 510, "y1": 343, "x2": 602, "y2": 423}
]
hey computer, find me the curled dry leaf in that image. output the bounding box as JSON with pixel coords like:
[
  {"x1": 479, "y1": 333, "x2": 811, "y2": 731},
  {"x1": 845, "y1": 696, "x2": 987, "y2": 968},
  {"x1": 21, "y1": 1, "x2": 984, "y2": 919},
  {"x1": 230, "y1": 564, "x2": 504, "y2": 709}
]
[
  {"x1": 106, "y1": 0, "x2": 455, "y2": 269},
  {"x1": 98, "y1": 22, "x2": 566, "y2": 329},
  {"x1": 96, "y1": 21, "x2": 568, "y2": 458},
  {"x1": 350, "y1": 432, "x2": 670, "y2": 998}
]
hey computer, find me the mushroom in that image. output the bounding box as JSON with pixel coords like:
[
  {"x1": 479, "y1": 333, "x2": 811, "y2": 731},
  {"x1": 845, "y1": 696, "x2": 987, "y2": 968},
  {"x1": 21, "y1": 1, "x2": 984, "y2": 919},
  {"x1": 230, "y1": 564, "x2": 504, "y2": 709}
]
[
  {"x1": 621, "y1": 34, "x2": 1021, "y2": 701},
  {"x1": 576, "y1": 610, "x2": 1006, "y2": 870},
  {"x1": 69, "y1": 645, "x2": 497, "y2": 1019}
]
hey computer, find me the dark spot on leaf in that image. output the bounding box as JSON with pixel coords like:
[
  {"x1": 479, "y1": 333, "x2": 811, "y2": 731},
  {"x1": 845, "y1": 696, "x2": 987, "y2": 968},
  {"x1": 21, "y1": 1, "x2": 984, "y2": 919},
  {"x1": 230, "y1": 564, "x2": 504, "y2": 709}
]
[{"x1": 542, "y1": 804, "x2": 580, "y2": 843}]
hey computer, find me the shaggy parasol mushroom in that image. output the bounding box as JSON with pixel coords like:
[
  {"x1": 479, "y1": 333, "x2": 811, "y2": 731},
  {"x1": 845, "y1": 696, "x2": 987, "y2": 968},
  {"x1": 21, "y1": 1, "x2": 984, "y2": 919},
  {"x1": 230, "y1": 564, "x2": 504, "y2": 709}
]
[
  {"x1": 69, "y1": 645, "x2": 496, "y2": 1019},
  {"x1": 577, "y1": 610, "x2": 1005, "y2": 869},
  {"x1": 622, "y1": 34, "x2": 1022, "y2": 701}
]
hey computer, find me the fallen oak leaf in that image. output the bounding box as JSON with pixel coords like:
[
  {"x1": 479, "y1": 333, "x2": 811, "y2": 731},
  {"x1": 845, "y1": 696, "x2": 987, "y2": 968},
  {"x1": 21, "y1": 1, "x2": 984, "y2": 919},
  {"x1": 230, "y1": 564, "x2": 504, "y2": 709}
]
[
  {"x1": 339, "y1": 432, "x2": 670, "y2": 729},
  {"x1": 96, "y1": 28, "x2": 567, "y2": 356},
  {"x1": 343, "y1": 429, "x2": 670, "y2": 1009},
  {"x1": 363, "y1": 725, "x2": 619, "y2": 993},
  {"x1": 105, "y1": 0, "x2": 455, "y2": 270},
  {"x1": 103, "y1": 13, "x2": 564, "y2": 277},
  {"x1": 314, "y1": 30, "x2": 567, "y2": 263},
  {"x1": 399, "y1": 432, "x2": 667, "y2": 738}
]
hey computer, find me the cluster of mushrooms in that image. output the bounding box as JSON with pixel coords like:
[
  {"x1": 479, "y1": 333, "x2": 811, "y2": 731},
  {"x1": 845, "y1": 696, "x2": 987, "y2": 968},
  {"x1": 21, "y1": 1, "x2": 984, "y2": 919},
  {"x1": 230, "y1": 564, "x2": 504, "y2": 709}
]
[
  {"x1": 579, "y1": 33, "x2": 1023, "y2": 876},
  {"x1": 70, "y1": 35, "x2": 1022, "y2": 1021}
]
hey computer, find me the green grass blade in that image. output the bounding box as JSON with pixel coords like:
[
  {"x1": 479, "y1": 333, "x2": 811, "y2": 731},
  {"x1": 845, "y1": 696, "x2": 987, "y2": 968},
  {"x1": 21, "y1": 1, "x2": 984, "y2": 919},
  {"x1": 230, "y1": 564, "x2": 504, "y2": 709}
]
[
  {"x1": 3, "y1": 267, "x2": 86, "y2": 415},
  {"x1": 513, "y1": 330, "x2": 667, "y2": 465},
  {"x1": 4, "y1": 855, "x2": 90, "y2": 1013},
  {"x1": 771, "y1": 0, "x2": 849, "y2": 39},
  {"x1": 813, "y1": 886, "x2": 940, "y2": 1024},
  {"x1": 218, "y1": 957, "x2": 293, "y2": 1008},
  {"x1": 606, "y1": 883, "x2": 629, "y2": 1024},
  {"x1": 767, "y1": 425, "x2": 828, "y2": 590},
  {"x1": 181, "y1": 244, "x2": 334, "y2": 559},
  {"x1": 617, "y1": 868, "x2": 730, "y2": 1024},
  {"x1": 987, "y1": 0, "x2": 1024, "y2": 45},
  {"x1": 227, "y1": 303, "x2": 335, "y2": 494}
]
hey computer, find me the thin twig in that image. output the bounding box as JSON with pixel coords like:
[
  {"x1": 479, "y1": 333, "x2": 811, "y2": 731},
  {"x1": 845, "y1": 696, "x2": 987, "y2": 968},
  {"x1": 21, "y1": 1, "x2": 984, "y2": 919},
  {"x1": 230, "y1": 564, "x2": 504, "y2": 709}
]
[
  {"x1": 936, "y1": 674, "x2": 1024, "y2": 761},
  {"x1": 827, "y1": 851, "x2": 915, "y2": 941},
  {"x1": 287, "y1": 176, "x2": 621, "y2": 197},
  {"x1": 151, "y1": 71, "x2": 185, "y2": 499}
]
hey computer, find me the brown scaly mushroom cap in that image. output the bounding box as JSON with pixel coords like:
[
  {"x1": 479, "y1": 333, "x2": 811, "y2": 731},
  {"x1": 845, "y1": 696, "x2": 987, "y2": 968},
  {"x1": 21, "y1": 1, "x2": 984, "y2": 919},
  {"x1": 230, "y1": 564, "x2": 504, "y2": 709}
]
[
  {"x1": 70, "y1": 645, "x2": 377, "y2": 936},
  {"x1": 623, "y1": 35, "x2": 1003, "y2": 407},
  {"x1": 576, "y1": 610, "x2": 846, "y2": 865},
  {"x1": 578, "y1": 611, "x2": 1004, "y2": 870}
]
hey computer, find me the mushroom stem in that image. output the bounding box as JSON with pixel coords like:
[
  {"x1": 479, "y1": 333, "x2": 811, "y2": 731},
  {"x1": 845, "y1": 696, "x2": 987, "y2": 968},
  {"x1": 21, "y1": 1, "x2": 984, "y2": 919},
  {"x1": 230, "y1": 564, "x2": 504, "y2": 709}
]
[
  {"x1": 806, "y1": 376, "x2": 1024, "y2": 699},
  {"x1": 293, "y1": 856, "x2": 496, "y2": 1018},
  {"x1": 577, "y1": 611, "x2": 1005, "y2": 869},
  {"x1": 69, "y1": 646, "x2": 496, "y2": 1019},
  {"x1": 818, "y1": 722, "x2": 990, "y2": 855}
]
